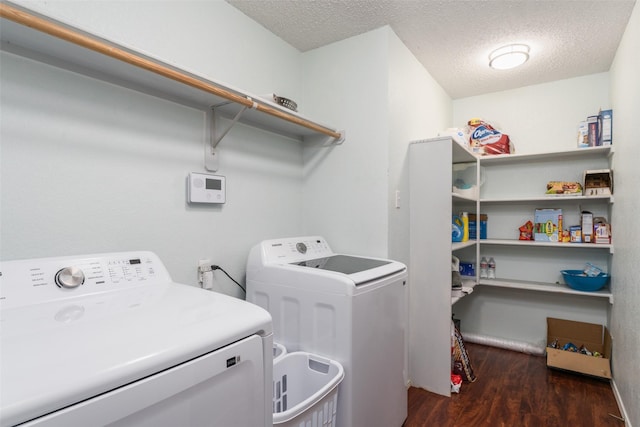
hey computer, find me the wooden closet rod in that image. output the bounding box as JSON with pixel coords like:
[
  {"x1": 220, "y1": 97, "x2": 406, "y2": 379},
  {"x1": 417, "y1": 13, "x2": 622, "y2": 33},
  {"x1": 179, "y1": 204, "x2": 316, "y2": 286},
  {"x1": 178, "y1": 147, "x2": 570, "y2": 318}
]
[{"x1": 0, "y1": 3, "x2": 342, "y2": 140}]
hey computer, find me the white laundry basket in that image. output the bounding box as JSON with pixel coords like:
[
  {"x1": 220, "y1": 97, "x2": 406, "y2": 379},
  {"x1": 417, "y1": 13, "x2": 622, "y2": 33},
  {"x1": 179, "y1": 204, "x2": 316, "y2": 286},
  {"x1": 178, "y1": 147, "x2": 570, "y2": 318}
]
[
  {"x1": 273, "y1": 342, "x2": 287, "y2": 364},
  {"x1": 272, "y1": 352, "x2": 344, "y2": 427}
]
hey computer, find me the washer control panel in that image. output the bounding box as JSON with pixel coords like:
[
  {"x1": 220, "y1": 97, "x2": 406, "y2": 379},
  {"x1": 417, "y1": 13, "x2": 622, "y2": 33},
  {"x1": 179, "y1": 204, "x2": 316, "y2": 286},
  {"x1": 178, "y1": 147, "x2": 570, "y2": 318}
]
[
  {"x1": 0, "y1": 251, "x2": 170, "y2": 309},
  {"x1": 262, "y1": 236, "x2": 333, "y2": 264}
]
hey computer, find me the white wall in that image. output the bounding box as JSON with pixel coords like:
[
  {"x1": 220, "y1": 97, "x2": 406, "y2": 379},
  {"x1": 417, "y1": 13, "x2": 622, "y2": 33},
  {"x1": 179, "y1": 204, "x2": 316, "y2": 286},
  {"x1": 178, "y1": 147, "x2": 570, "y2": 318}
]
[
  {"x1": 1, "y1": 1, "x2": 305, "y2": 297},
  {"x1": 299, "y1": 26, "x2": 452, "y2": 262},
  {"x1": 386, "y1": 28, "x2": 452, "y2": 266},
  {"x1": 453, "y1": 73, "x2": 610, "y2": 154},
  {"x1": 609, "y1": 1, "x2": 640, "y2": 425},
  {"x1": 299, "y1": 28, "x2": 390, "y2": 257}
]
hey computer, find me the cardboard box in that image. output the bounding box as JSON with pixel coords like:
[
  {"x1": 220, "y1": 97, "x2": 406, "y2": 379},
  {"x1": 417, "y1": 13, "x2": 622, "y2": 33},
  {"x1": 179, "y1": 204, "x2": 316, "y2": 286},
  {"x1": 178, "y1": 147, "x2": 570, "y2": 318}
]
[
  {"x1": 459, "y1": 261, "x2": 475, "y2": 277},
  {"x1": 600, "y1": 109, "x2": 613, "y2": 146},
  {"x1": 581, "y1": 211, "x2": 593, "y2": 243},
  {"x1": 534, "y1": 209, "x2": 562, "y2": 242},
  {"x1": 577, "y1": 121, "x2": 589, "y2": 148},
  {"x1": 546, "y1": 317, "x2": 612, "y2": 379},
  {"x1": 594, "y1": 221, "x2": 611, "y2": 244},
  {"x1": 469, "y1": 214, "x2": 487, "y2": 239},
  {"x1": 584, "y1": 169, "x2": 613, "y2": 196},
  {"x1": 570, "y1": 225, "x2": 582, "y2": 243},
  {"x1": 587, "y1": 115, "x2": 599, "y2": 147}
]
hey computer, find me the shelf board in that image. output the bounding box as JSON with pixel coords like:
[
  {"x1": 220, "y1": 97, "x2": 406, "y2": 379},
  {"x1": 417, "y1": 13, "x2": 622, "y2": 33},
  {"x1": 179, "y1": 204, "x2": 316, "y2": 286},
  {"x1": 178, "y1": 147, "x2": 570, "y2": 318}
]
[
  {"x1": 0, "y1": 3, "x2": 342, "y2": 143},
  {"x1": 478, "y1": 145, "x2": 612, "y2": 165},
  {"x1": 480, "y1": 195, "x2": 613, "y2": 204},
  {"x1": 452, "y1": 192, "x2": 478, "y2": 202},
  {"x1": 478, "y1": 278, "x2": 613, "y2": 303},
  {"x1": 451, "y1": 279, "x2": 477, "y2": 305},
  {"x1": 480, "y1": 239, "x2": 613, "y2": 252},
  {"x1": 452, "y1": 240, "x2": 476, "y2": 251}
]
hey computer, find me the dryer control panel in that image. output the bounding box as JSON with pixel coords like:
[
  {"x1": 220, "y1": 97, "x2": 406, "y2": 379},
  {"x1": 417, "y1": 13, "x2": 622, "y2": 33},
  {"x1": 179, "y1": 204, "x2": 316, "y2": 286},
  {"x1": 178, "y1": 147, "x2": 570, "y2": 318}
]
[{"x1": 0, "y1": 251, "x2": 171, "y2": 309}]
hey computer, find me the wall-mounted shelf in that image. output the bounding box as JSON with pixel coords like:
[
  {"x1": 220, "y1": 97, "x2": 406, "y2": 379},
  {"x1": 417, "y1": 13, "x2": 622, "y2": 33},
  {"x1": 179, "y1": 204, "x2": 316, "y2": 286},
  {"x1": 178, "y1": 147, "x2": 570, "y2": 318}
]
[
  {"x1": 480, "y1": 195, "x2": 613, "y2": 204},
  {"x1": 478, "y1": 145, "x2": 612, "y2": 165},
  {"x1": 452, "y1": 241, "x2": 476, "y2": 251},
  {"x1": 0, "y1": 2, "x2": 344, "y2": 163},
  {"x1": 452, "y1": 193, "x2": 478, "y2": 203},
  {"x1": 480, "y1": 239, "x2": 613, "y2": 254},
  {"x1": 478, "y1": 279, "x2": 613, "y2": 304}
]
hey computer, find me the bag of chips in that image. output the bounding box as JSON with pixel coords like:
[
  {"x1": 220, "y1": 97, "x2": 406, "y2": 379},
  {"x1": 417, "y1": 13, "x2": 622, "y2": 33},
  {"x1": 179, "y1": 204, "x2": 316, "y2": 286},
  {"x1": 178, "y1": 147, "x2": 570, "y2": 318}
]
[{"x1": 453, "y1": 323, "x2": 477, "y2": 382}]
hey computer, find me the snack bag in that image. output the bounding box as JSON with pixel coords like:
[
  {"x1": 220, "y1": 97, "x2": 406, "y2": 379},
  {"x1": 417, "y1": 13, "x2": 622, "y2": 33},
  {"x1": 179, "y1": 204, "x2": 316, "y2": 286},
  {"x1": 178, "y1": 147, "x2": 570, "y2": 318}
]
[
  {"x1": 546, "y1": 181, "x2": 583, "y2": 195},
  {"x1": 519, "y1": 220, "x2": 533, "y2": 240},
  {"x1": 468, "y1": 118, "x2": 513, "y2": 155}
]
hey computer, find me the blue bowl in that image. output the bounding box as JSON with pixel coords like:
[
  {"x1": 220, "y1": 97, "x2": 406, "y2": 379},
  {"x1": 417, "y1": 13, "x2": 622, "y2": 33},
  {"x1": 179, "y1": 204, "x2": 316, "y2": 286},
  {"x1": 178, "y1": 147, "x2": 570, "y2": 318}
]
[{"x1": 561, "y1": 270, "x2": 610, "y2": 292}]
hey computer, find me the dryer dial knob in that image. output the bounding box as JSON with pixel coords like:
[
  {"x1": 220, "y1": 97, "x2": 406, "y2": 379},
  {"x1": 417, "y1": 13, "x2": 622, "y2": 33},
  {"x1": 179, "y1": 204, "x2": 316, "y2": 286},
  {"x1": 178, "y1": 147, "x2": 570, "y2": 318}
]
[{"x1": 55, "y1": 267, "x2": 85, "y2": 289}]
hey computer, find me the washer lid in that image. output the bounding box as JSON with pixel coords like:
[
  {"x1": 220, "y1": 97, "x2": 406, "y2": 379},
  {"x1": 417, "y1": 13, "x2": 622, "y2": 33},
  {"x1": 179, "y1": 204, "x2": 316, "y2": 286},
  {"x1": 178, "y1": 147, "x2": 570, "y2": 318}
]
[
  {"x1": 292, "y1": 255, "x2": 391, "y2": 274},
  {"x1": 0, "y1": 282, "x2": 272, "y2": 427},
  {"x1": 290, "y1": 254, "x2": 406, "y2": 286}
]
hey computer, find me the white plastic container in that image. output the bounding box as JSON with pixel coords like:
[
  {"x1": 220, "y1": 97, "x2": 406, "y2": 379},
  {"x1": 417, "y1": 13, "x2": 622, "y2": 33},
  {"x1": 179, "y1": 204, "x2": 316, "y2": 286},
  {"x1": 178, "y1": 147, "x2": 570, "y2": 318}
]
[
  {"x1": 272, "y1": 352, "x2": 344, "y2": 427},
  {"x1": 273, "y1": 342, "x2": 287, "y2": 364}
]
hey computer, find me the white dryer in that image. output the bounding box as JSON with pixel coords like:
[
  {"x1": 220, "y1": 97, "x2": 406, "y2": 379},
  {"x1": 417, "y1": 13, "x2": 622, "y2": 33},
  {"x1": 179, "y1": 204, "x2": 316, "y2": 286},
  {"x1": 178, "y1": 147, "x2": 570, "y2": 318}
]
[
  {"x1": 246, "y1": 236, "x2": 407, "y2": 427},
  {"x1": 0, "y1": 251, "x2": 273, "y2": 427}
]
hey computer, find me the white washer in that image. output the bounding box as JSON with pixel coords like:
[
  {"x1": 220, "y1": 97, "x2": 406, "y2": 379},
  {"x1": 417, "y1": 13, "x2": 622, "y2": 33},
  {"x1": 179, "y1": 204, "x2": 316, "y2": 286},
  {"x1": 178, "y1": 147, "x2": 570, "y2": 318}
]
[
  {"x1": 246, "y1": 236, "x2": 407, "y2": 427},
  {"x1": 0, "y1": 251, "x2": 273, "y2": 427}
]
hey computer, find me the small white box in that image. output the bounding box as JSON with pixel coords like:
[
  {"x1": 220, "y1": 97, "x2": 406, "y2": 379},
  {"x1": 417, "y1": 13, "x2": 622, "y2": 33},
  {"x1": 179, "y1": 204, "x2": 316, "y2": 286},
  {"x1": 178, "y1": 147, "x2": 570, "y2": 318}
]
[
  {"x1": 577, "y1": 121, "x2": 589, "y2": 148},
  {"x1": 594, "y1": 222, "x2": 611, "y2": 244},
  {"x1": 581, "y1": 211, "x2": 593, "y2": 243}
]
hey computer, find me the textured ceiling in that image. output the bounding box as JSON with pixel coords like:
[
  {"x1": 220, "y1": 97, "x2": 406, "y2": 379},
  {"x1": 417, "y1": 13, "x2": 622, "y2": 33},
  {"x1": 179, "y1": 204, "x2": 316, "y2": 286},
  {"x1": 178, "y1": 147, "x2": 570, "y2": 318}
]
[{"x1": 226, "y1": 0, "x2": 636, "y2": 99}]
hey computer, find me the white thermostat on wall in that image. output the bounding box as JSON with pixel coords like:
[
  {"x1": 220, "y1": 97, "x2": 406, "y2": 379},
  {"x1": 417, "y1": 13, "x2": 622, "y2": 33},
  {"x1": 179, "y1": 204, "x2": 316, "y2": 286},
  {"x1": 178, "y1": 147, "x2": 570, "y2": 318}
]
[{"x1": 188, "y1": 172, "x2": 226, "y2": 204}]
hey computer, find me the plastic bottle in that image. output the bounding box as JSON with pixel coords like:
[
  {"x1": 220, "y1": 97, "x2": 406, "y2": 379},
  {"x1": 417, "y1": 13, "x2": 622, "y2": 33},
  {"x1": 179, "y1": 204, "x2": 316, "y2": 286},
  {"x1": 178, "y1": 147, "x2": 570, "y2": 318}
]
[
  {"x1": 480, "y1": 257, "x2": 488, "y2": 279},
  {"x1": 488, "y1": 257, "x2": 496, "y2": 279},
  {"x1": 461, "y1": 212, "x2": 469, "y2": 242}
]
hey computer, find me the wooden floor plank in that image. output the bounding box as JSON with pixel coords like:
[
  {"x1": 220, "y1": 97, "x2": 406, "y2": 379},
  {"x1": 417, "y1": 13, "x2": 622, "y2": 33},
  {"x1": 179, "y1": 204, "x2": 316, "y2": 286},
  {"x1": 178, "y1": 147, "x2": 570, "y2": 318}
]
[{"x1": 405, "y1": 343, "x2": 624, "y2": 427}]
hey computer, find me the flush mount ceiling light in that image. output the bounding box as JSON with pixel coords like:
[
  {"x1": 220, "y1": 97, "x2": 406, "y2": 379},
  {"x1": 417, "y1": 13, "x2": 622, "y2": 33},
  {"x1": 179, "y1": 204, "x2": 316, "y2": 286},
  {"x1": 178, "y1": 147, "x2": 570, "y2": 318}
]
[{"x1": 489, "y1": 44, "x2": 530, "y2": 70}]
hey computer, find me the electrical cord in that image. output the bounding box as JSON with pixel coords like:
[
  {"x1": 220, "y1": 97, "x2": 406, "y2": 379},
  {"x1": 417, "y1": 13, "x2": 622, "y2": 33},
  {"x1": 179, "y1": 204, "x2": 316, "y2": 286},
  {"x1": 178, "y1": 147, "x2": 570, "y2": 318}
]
[{"x1": 211, "y1": 265, "x2": 246, "y2": 293}]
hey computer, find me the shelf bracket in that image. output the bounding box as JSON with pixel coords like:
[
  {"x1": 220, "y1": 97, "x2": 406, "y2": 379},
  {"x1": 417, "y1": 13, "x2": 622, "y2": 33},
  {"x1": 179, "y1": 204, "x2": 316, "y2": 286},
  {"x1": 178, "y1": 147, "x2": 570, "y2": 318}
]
[{"x1": 205, "y1": 99, "x2": 257, "y2": 172}]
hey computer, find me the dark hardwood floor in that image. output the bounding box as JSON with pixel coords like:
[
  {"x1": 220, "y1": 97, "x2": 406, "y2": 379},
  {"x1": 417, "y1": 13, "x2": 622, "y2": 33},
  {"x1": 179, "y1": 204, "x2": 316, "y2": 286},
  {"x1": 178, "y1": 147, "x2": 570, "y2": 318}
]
[{"x1": 406, "y1": 343, "x2": 624, "y2": 427}]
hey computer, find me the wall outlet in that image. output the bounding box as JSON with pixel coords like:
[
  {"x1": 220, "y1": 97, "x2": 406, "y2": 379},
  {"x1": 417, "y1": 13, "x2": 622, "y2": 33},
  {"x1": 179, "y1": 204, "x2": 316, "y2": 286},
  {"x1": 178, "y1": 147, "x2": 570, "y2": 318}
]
[
  {"x1": 198, "y1": 259, "x2": 213, "y2": 290},
  {"x1": 198, "y1": 259, "x2": 212, "y2": 272}
]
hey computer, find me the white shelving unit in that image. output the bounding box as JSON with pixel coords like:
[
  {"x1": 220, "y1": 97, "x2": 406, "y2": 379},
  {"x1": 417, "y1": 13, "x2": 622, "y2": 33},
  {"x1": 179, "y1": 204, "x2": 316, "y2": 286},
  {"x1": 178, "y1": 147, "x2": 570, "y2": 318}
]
[
  {"x1": 409, "y1": 136, "x2": 477, "y2": 397},
  {"x1": 409, "y1": 136, "x2": 614, "y2": 397},
  {"x1": 477, "y1": 145, "x2": 614, "y2": 298},
  {"x1": 481, "y1": 194, "x2": 613, "y2": 204},
  {"x1": 0, "y1": 3, "x2": 344, "y2": 156}
]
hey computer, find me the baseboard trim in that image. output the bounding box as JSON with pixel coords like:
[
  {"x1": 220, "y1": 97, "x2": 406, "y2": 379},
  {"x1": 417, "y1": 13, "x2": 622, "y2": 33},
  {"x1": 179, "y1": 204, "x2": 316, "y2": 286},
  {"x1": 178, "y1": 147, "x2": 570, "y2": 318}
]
[{"x1": 611, "y1": 378, "x2": 632, "y2": 427}]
